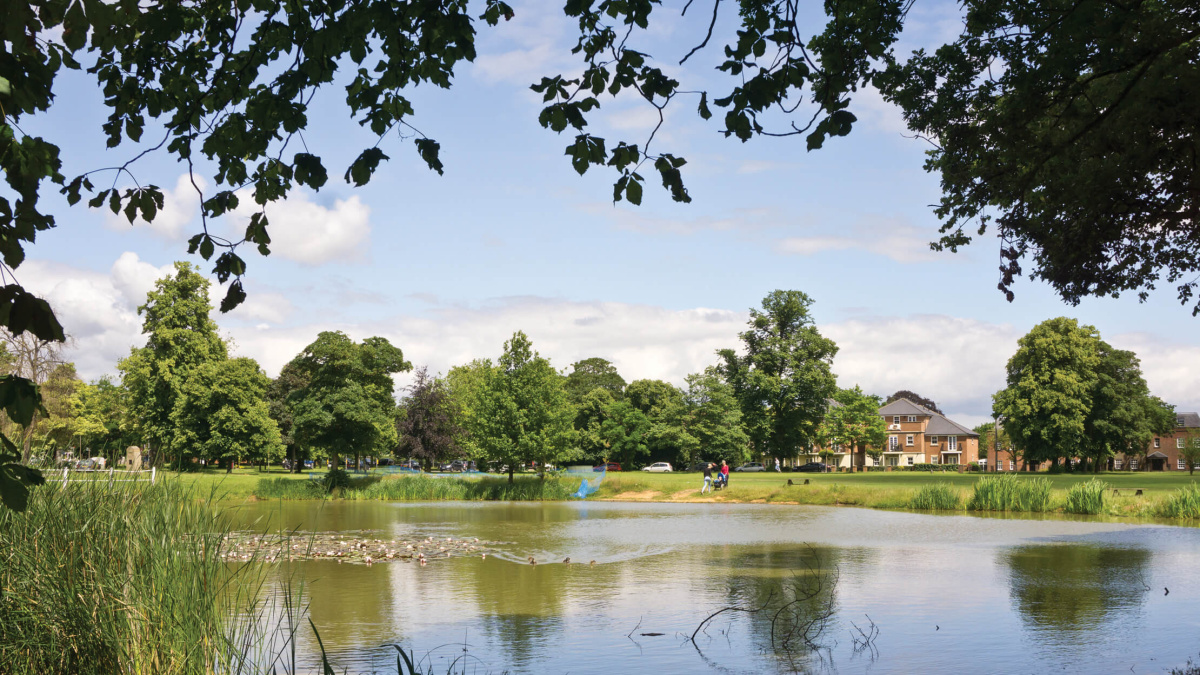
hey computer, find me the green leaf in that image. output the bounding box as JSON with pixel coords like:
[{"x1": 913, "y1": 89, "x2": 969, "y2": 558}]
[
  {"x1": 344, "y1": 148, "x2": 390, "y2": 186},
  {"x1": 294, "y1": 153, "x2": 328, "y2": 189},
  {"x1": 219, "y1": 280, "x2": 247, "y2": 313},
  {"x1": 625, "y1": 177, "x2": 643, "y2": 205},
  {"x1": 414, "y1": 139, "x2": 444, "y2": 175}
]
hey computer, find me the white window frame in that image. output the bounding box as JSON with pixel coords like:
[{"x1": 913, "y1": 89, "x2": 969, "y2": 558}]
[
  {"x1": 1193, "y1": 438, "x2": 1200, "y2": 448},
  {"x1": 1154, "y1": 438, "x2": 1161, "y2": 448},
  {"x1": 948, "y1": 436, "x2": 958, "y2": 451},
  {"x1": 907, "y1": 415, "x2": 917, "y2": 423},
  {"x1": 1131, "y1": 459, "x2": 1139, "y2": 470},
  {"x1": 1009, "y1": 460, "x2": 1014, "y2": 471},
  {"x1": 1179, "y1": 438, "x2": 1186, "y2": 449},
  {"x1": 1179, "y1": 459, "x2": 1186, "y2": 470},
  {"x1": 893, "y1": 416, "x2": 901, "y2": 425},
  {"x1": 1115, "y1": 459, "x2": 1122, "y2": 469},
  {"x1": 929, "y1": 436, "x2": 938, "y2": 445},
  {"x1": 889, "y1": 435, "x2": 899, "y2": 450},
  {"x1": 907, "y1": 456, "x2": 914, "y2": 466},
  {"x1": 906, "y1": 434, "x2": 914, "y2": 446},
  {"x1": 931, "y1": 455, "x2": 939, "y2": 464}
]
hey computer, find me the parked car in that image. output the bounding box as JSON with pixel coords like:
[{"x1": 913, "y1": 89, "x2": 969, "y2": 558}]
[
  {"x1": 593, "y1": 462, "x2": 622, "y2": 472},
  {"x1": 794, "y1": 462, "x2": 831, "y2": 473},
  {"x1": 641, "y1": 462, "x2": 673, "y2": 473},
  {"x1": 734, "y1": 462, "x2": 766, "y2": 472}
]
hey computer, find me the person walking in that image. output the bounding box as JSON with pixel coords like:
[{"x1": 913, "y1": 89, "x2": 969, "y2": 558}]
[
  {"x1": 775, "y1": 457, "x2": 781, "y2": 472},
  {"x1": 701, "y1": 463, "x2": 714, "y2": 493},
  {"x1": 720, "y1": 460, "x2": 730, "y2": 488}
]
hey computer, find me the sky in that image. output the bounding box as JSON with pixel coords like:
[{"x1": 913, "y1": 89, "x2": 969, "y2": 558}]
[{"x1": 17, "y1": 0, "x2": 1200, "y2": 429}]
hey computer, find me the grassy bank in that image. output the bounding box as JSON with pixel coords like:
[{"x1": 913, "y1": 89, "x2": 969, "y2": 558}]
[
  {"x1": 0, "y1": 479, "x2": 278, "y2": 674},
  {"x1": 142, "y1": 467, "x2": 1200, "y2": 522}
]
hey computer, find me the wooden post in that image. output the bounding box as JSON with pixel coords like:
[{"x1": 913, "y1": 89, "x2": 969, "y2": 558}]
[
  {"x1": 61, "y1": 467, "x2": 68, "y2": 489},
  {"x1": 151, "y1": 467, "x2": 157, "y2": 484}
]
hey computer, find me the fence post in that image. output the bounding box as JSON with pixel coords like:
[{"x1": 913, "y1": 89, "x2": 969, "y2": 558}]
[
  {"x1": 151, "y1": 466, "x2": 156, "y2": 484},
  {"x1": 61, "y1": 467, "x2": 69, "y2": 489}
]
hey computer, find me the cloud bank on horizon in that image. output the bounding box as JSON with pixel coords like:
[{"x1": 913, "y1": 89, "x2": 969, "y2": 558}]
[{"x1": 22, "y1": 253, "x2": 1200, "y2": 431}]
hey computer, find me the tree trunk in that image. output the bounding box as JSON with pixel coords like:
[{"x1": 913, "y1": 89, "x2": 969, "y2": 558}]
[
  {"x1": 508, "y1": 466, "x2": 514, "y2": 484},
  {"x1": 226, "y1": 460, "x2": 233, "y2": 474},
  {"x1": 21, "y1": 417, "x2": 36, "y2": 464}
]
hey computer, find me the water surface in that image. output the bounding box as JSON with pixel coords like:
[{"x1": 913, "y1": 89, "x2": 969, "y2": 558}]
[{"x1": 228, "y1": 501, "x2": 1200, "y2": 674}]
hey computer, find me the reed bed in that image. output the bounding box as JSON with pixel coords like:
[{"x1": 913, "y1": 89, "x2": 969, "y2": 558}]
[
  {"x1": 908, "y1": 482, "x2": 962, "y2": 510},
  {"x1": 1157, "y1": 483, "x2": 1200, "y2": 519},
  {"x1": 0, "y1": 479, "x2": 281, "y2": 675},
  {"x1": 966, "y1": 474, "x2": 1053, "y2": 512},
  {"x1": 1064, "y1": 478, "x2": 1109, "y2": 515},
  {"x1": 341, "y1": 474, "x2": 578, "y2": 501}
]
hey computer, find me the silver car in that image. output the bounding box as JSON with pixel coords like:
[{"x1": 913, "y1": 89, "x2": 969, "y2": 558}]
[
  {"x1": 735, "y1": 462, "x2": 766, "y2": 472},
  {"x1": 641, "y1": 462, "x2": 673, "y2": 473}
]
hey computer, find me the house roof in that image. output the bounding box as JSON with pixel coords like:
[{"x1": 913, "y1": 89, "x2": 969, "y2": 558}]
[
  {"x1": 878, "y1": 398, "x2": 936, "y2": 417},
  {"x1": 1177, "y1": 412, "x2": 1200, "y2": 428},
  {"x1": 877, "y1": 397, "x2": 979, "y2": 437}
]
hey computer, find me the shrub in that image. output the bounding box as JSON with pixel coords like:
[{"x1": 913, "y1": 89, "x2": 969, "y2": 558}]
[
  {"x1": 908, "y1": 482, "x2": 962, "y2": 510},
  {"x1": 1158, "y1": 483, "x2": 1200, "y2": 520},
  {"x1": 967, "y1": 473, "x2": 1052, "y2": 512},
  {"x1": 348, "y1": 475, "x2": 578, "y2": 501},
  {"x1": 322, "y1": 468, "x2": 352, "y2": 492},
  {"x1": 1064, "y1": 478, "x2": 1109, "y2": 515}
]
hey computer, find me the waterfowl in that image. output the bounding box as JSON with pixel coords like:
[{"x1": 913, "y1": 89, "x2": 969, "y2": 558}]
[
  {"x1": 528, "y1": 556, "x2": 537, "y2": 565},
  {"x1": 563, "y1": 557, "x2": 571, "y2": 565}
]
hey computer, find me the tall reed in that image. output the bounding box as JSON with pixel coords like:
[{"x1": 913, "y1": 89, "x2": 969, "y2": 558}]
[
  {"x1": 1064, "y1": 478, "x2": 1109, "y2": 515},
  {"x1": 907, "y1": 482, "x2": 962, "y2": 510},
  {"x1": 0, "y1": 478, "x2": 274, "y2": 674},
  {"x1": 966, "y1": 474, "x2": 1052, "y2": 512},
  {"x1": 344, "y1": 474, "x2": 577, "y2": 501},
  {"x1": 1158, "y1": 483, "x2": 1200, "y2": 519}
]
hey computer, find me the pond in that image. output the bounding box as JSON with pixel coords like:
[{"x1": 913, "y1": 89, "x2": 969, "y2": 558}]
[{"x1": 227, "y1": 501, "x2": 1200, "y2": 674}]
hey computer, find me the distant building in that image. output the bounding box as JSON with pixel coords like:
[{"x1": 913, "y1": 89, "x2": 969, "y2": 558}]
[
  {"x1": 1111, "y1": 411, "x2": 1200, "y2": 471},
  {"x1": 794, "y1": 397, "x2": 980, "y2": 469}
]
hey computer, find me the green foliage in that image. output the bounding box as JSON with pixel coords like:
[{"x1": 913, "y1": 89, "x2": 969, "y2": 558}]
[
  {"x1": 719, "y1": 290, "x2": 839, "y2": 461},
  {"x1": 397, "y1": 366, "x2": 464, "y2": 470},
  {"x1": 680, "y1": 367, "x2": 750, "y2": 465},
  {"x1": 322, "y1": 468, "x2": 352, "y2": 493},
  {"x1": 993, "y1": 318, "x2": 1101, "y2": 466},
  {"x1": 173, "y1": 357, "x2": 283, "y2": 470},
  {"x1": 967, "y1": 474, "x2": 1053, "y2": 512},
  {"x1": 563, "y1": 357, "x2": 626, "y2": 403},
  {"x1": 820, "y1": 386, "x2": 888, "y2": 468},
  {"x1": 1180, "y1": 429, "x2": 1200, "y2": 476},
  {"x1": 119, "y1": 263, "x2": 228, "y2": 460},
  {"x1": 1064, "y1": 479, "x2": 1109, "y2": 515},
  {"x1": 908, "y1": 483, "x2": 962, "y2": 510},
  {"x1": 346, "y1": 475, "x2": 577, "y2": 501},
  {"x1": 0, "y1": 480, "x2": 262, "y2": 673},
  {"x1": 256, "y1": 477, "x2": 327, "y2": 500},
  {"x1": 1157, "y1": 483, "x2": 1200, "y2": 520},
  {"x1": 467, "y1": 332, "x2": 577, "y2": 480},
  {"x1": 288, "y1": 331, "x2": 412, "y2": 468},
  {"x1": 1084, "y1": 343, "x2": 1174, "y2": 468}
]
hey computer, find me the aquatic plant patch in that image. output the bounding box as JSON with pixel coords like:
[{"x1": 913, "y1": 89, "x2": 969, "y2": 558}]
[
  {"x1": 1064, "y1": 478, "x2": 1109, "y2": 515},
  {"x1": 908, "y1": 482, "x2": 962, "y2": 510},
  {"x1": 219, "y1": 530, "x2": 510, "y2": 565}
]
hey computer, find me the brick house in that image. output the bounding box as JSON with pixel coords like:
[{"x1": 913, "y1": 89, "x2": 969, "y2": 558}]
[
  {"x1": 794, "y1": 397, "x2": 980, "y2": 469},
  {"x1": 1111, "y1": 411, "x2": 1200, "y2": 471},
  {"x1": 877, "y1": 398, "x2": 980, "y2": 468}
]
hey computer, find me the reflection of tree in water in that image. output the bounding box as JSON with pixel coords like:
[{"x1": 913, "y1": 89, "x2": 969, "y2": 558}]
[
  {"x1": 693, "y1": 545, "x2": 843, "y2": 673},
  {"x1": 472, "y1": 562, "x2": 575, "y2": 668},
  {"x1": 1005, "y1": 544, "x2": 1150, "y2": 635}
]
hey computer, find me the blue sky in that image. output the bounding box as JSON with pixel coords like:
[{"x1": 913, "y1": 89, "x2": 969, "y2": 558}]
[{"x1": 21, "y1": 0, "x2": 1200, "y2": 428}]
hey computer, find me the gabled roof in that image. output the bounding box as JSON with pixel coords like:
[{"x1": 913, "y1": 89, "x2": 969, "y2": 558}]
[
  {"x1": 877, "y1": 397, "x2": 979, "y2": 437},
  {"x1": 1177, "y1": 412, "x2": 1200, "y2": 429},
  {"x1": 878, "y1": 398, "x2": 936, "y2": 417}
]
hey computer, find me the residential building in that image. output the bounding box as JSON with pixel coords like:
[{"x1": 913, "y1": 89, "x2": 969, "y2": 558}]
[
  {"x1": 794, "y1": 397, "x2": 980, "y2": 469},
  {"x1": 1112, "y1": 412, "x2": 1200, "y2": 471}
]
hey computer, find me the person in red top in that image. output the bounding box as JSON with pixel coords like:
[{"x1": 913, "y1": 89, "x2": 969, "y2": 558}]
[{"x1": 719, "y1": 460, "x2": 730, "y2": 487}]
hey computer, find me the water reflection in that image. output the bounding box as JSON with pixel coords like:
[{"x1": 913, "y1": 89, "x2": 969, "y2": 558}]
[
  {"x1": 225, "y1": 501, "x2": 1200, "y2": 674},
  {"x1": 1004, "y1": 544, "x2": 1150, "y2": 635}
]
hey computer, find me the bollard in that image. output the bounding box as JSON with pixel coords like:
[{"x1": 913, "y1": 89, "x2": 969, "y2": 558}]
[
  {"x1": 1135, "y1": 489, "x2": 1143, "y2": 496},
  {"x1": 62, "y1": 466, "x2": 69, "y2": 489},
  {"x1": 151, "y1": 466, "x2": 157, "y2": 484}
]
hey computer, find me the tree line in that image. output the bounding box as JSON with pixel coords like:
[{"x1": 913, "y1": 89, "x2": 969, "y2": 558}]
[{"x1": 9, "y1": 267, "x2": 1181, "y2": 479}]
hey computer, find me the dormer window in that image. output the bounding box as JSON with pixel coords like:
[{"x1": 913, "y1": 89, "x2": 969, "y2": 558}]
[{"x1": 907, "y1": 416, "x2": 917, "y2": 422}]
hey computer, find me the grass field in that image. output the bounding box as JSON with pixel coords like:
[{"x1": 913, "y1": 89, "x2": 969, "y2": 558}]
[{"x1": 94, "y1": 466, "x2": 1200, "y2": 521}]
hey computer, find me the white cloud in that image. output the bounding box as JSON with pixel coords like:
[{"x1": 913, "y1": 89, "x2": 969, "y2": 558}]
[
  {"x1": 1108, "y1": 333, "x2": 1200, "y2": 414},
  {"x1": 824, "y1": 315, "x2": 1022, "y2": 423},
  {"x1": 231, "y1": 191, "x2": 371, "y2": 266},
  {"x1": 18, "y1": 254, "x2": 175, "y2": 378},
  {"x1": 471, "y1": 6, "x2": 576, "y2": 85},
  {"x1": 851, "y1": 85, "x2": 911, "y2": 137},
  {"x1": 225, "y1": 291, "x2": 295, "y2": 325},
  {"x1": 103, "y1": 174, "x2": 203, "y2": 241},
  {"x1": 776, "y1": 216, "x2": 943, "y2": 263}
]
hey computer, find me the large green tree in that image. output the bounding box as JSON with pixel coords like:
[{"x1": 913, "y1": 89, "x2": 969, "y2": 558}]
[
  {"x1": 993, "y1": 318, "x2": 1101, "y2": 468},
  {"x1": 1083, "y1": 343, "x2": 1174, "y2": 472},
  {"x1": 173, "y1": 357, "x2": 283, "y2": 471},
  {"x1": 288, "y1": 332, "x2": 411, "y2": 469},
  {"x1": 445, "y1": 358, "x2": 494, "y2": 463},
  {"x1": 470, "y1": 332, "x2": 576, "y2": 482},
  {"x1": 821, "y1": 386, "x2": 888, "y2": 470},
  {"x1": 267, "y1": 361, "x2": 308, "y2": 473},
  {"x1": 719, "y1": 290, "x2": 839, "y2": 463},
  {"x1": 119, "y1": 262, "x2": 228, "y2": 466},
  {"x1": 680, "y1": 367, "x2": 750, "y2": 466},
  {"x1": 563, "y1": 357, "x2": 626, "y2": 404}
]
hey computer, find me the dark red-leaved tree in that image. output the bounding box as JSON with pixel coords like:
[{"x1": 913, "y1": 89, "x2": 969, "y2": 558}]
[{"x1": 397, "y1": 367, "x2": 464, "y2": 471}]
